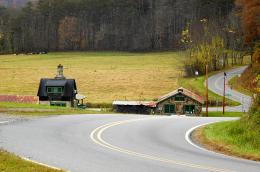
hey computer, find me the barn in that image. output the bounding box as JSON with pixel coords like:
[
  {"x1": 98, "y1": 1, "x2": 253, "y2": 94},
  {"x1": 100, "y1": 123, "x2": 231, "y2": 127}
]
[
  {"x1": 113, "y1": 87, "x2": 204, "y2": 115},
  {"x1": 37, "y1": 64, "x2": 78, "y2": 107},
  {"x1": 155, "y1": 87, "x2": 204, "y2": 115}
]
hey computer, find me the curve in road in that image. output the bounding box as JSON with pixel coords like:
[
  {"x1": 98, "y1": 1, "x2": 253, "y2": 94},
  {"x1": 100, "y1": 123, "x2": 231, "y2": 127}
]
[
  {"x1": 206, "y1": 66, "x2": 252, "y2": 112},
  {"x1": 0, "y1": 114, "x2": 259, "y2": 172},
  {"x1": 90, "y1": 117, "x2": 234, "y2": 172}
]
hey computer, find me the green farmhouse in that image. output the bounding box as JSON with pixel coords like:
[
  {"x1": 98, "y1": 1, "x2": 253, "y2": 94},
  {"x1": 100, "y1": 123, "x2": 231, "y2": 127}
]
[{"x1": 37, "y1": 64, "x2": 78, "y2": 107}]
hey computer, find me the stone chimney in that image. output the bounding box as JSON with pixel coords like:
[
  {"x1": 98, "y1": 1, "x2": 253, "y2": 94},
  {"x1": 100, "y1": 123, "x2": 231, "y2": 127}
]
[{"x1": 55, "y1": 64, "x2": 66, "y2": 79}]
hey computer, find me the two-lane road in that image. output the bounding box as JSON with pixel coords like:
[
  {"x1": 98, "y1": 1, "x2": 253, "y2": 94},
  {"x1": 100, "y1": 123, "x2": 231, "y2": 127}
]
[
  {"x1": 206, "y1": 66, "x2": 252, "y2": 112},
  {"x1": 0, "y1": 114, "x2": 259, "y2": 172}
]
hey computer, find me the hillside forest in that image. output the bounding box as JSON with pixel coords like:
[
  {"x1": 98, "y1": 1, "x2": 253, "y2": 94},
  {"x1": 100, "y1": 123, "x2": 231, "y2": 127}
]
[{"x1": 0, "y1": 0, "x2": 237, "y2": 52}]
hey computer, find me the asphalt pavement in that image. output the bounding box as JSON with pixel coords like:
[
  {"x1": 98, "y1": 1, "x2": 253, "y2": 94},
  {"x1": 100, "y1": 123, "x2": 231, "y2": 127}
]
[
  {"x1": 0, "y1": 114, "x2": 259, "y2": 172},
  {"x1": 205, "y1": 66, "x2": 252, "y2": 112}
]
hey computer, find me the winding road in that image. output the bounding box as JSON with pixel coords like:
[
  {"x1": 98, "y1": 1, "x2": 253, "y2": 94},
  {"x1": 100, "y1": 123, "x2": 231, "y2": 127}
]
[
  {"x1": 207, "y1": 66, "x2": 252, "y2": 112},
  {"x1": 0, "y1": 67, "x2": 259, "y2": 172}
]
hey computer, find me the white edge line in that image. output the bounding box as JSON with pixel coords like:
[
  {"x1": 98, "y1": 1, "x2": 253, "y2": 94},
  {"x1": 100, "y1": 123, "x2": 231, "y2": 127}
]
[
  {"x1": 0, "y1": 123, "x2": 66, "y2": 171},
  {"x1": 185, "y1": 121, "x2": 217, "y2": 153},
  {"x1": 0, "y1": 121, "x2": 9, "y2": 124},
  {"x1": 21, "y1": 156, "x2": 65, "y2": 171}
]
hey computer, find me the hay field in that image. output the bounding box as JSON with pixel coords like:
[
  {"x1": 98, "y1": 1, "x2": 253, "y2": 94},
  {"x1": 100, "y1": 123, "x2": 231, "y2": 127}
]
[{"x1": 0, "y1": 51, "x2": 185, "y2": 103}]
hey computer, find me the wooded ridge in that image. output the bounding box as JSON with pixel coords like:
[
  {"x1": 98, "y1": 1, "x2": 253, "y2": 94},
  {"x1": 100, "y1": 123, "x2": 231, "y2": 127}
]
[{"x1": 0, "y1": 0, "x2": 234, "y2": 53}]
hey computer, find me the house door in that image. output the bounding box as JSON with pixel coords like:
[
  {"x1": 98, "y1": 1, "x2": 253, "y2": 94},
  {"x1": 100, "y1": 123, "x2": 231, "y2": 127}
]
[
  {"x1": 184, "y1": 105, "x2": 195, "y2": 114},
  {"x1": 164, "y1": 104, "x2": 175, "y2": 114}
]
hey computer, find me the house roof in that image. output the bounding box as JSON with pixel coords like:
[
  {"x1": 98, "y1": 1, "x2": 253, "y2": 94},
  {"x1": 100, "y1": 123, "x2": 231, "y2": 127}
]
[
  {"x1": 156, "y1": 87, "x2": 204, "y2": 104},
  {"x1": 113, "y1": 101, "x2": 156, "y2": 107},
  {"x1": 37, "y1": 78, "x2": 77, "y2": 98},
  {"x1": 45, "y1": 80, "x2": 67, "y2": 87}
]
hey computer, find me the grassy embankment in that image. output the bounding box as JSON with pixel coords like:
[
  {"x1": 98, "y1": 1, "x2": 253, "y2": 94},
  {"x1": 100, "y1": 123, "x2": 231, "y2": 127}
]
[
  {"x1": 0, "y1": 150, "x2": 63, "y2": 172},
  {"x1": 229, "y1": 76, "x2": 252, "y2": 96},
  {"x1": 198, "y1": 116, "x2": 260, "y2": 161}
]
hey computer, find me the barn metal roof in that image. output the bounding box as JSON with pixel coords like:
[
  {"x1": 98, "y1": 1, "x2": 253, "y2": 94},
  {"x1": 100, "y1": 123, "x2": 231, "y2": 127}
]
[
  {"x1": 113, "y1": 101, "x2": 156, "y2": 107},
  {"x1": 46, "y1": 80, "x2": 67, "y2": 86},
  {"x1": 156, "y1": 87, "x2": 204, "y2": 104}
]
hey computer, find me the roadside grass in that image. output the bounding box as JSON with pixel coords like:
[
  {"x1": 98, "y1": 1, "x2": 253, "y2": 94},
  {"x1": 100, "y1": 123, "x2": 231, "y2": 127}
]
[
  {"x1": 202, "y1": 111, "x2": 244, "y2": 117},
  {"x1": 202, "y1": 119, "x2": 260, "y2": 161},
  {"x1": 179, "y1": 75, "x2": 240, "y2": 106},
  {"x1": 0, "y1": 102, "x2": 58, "y2": 109},
  {"x1": 0, "y1": 102, "x2": 112, "y2": 116},
  {"x1": 0, "y1": 51, "x2": 185, "y2": 104},
  {"x1": 229, "y1": 76, "x2": 253, "y2": 96},
  {"x1": 0, "y1": 149, "x2": 63, "y2": 172}
]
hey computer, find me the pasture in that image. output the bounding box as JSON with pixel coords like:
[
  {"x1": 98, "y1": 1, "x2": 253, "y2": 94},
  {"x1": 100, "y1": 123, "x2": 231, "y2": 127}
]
[{"x1": 0, "y1": 51, "x2": 185, "y2": 103}]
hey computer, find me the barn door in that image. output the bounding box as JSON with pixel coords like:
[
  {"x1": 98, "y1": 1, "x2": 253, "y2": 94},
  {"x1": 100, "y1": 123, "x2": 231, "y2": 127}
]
[{"x1": 164, "y1": 104, "x2": 175, "y2": 114}]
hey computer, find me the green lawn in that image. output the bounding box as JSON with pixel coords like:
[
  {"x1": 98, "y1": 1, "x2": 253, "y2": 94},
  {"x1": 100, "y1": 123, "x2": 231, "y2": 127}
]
[
  {"x1": 0, "y1": 150, "x2": 63, "y2": 172},
  {"x1": 0, "y1": 51, "x2": 185, "y2": 104}
]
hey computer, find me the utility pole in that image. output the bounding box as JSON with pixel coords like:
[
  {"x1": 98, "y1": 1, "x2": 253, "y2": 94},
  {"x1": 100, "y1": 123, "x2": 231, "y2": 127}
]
[
  {"x1": 205, "y1": 64, "x2": 208, "y2": 117},
  {"x1": 223, "y1": 72, "x2": 226, "y2": 115}
]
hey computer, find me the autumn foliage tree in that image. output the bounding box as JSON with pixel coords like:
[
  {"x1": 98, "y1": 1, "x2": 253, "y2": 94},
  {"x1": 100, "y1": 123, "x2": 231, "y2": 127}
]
[
  {"x1": 236, "y1": 0, "x2": 260, "y2": 109},
  {"x1": 235, "y1": 0, "x2": 260, "y2": 45}
]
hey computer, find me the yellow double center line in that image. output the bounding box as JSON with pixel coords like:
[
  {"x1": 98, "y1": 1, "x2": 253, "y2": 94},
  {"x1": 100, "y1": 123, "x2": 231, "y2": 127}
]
[{"x1": 90, "y1": 118, "x2": 235, "y2": 172}]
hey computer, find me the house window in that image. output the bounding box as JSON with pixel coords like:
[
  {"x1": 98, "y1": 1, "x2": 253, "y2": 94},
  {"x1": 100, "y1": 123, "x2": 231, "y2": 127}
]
[
  {"x1": 175, "y1": 96, "x2": 185, "y2": 101},
  {"x1": 47, "y1": 87, "x2": 64, "y2": 94},
  {"x1": 164, "y1": 104, "x2": 175, "y2": 114}
]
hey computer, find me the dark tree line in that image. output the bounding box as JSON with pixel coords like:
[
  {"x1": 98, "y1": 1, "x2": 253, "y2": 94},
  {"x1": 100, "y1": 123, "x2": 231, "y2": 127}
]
[{"x1": 0, "y1": 0, "x2": 235, "y2": 53}]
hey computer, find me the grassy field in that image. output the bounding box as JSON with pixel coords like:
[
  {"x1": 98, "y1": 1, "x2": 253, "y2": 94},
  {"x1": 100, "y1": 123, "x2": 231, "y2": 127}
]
[
  {"x1": 0, "y1": 51, "x2": 185, "y2": 104},
  {"x1": 0, "y1": 51, "x2": 243, "y2": 105},
  {"x1": 0, "y1": 150, "x2": 63, "y2": 172}
]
